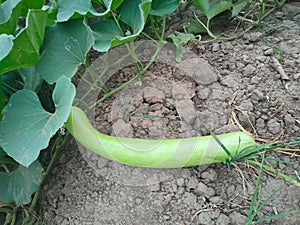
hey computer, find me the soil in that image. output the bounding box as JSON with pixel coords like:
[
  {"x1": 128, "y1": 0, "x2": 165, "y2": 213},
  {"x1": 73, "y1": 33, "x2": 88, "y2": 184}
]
[{"x1": 38, "y1": 4, "x2": 300, "y2": 225}]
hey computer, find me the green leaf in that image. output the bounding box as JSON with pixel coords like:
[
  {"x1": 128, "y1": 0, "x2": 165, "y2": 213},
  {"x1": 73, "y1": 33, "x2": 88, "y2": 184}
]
[
  {"x1": 0, "y1": 34, "x2": 14, "y2": 61},
  {"x1": 194, "y1": 0, "x2": 210, "y2": 18},
  {"x1": 0, "y1": 146, "x2": 6, "y2": 156},
  {"x1": 18, "y1": 66, "x2": 43, "y2": 92},
  {"x1": 36, "y1": 19, "x2": 93, "y2": 84},
  {"x1": 232, "y1": 0, "x2": 248, "y2": 18},
  {"x1": 119, "y1": 0, "x2": 151, "y2": 34},
  {"x1": 150, "y1": 0, "x2": 179, "y2": 17},
  {"x1": 92, "y1": 0, "x2": 151, "y2": 52},
  {"x1": 167, "y1": 31, "x2": 195, "y2": 62},
  {"x1": 0, "y1": 9, "x2": 48, "y2": 74},
  {"x1": 22, "y1": 0, "x2": 45, "y2": 9},
  {"x1": 92, "y1": 19, "x2": 128, "y2": 52},
  {"x1": 1, "y1": 71, "x2": 18, "y2": 97},
  {"x1": 0, "y1": 160, "x2": 43, "y2": 205},
  {"x1": 100, "y1": 0, "x2": 124, "y2": 10},
  {"x1": 209, "y1": 1, "x2": 233, "y2": 19},
  {"x1": 0, "y1": 75, "x2": 5, "y2": 119},
  {"x1": 187, "y1": 19, "x2": 207, "y2": 34},
  {"x1": 0, "y1": 77, "x2": 75, "y2": 167},
  {"x1": 57, "y1": 0, "x2": 123, "y2": 22},
  {"x1": 194, "y1": 0, "x2": 233, "y2": 20},
  {"x1": 0, "y1": 0, "x2": 22, "y2": 34}
]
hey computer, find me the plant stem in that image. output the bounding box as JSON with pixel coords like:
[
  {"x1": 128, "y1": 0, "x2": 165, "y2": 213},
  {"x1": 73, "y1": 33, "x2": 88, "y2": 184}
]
[
  {"x1": 1, "y1": 162, "x2": 10, "y2": 173},
  {"x1": 86, "y1": 67, "x2": 110, "y2": 93},
  {"x1": 30, "y1": 133, "x2": 70, "y2": 210},
  {"x1": 248, "y1": 159, "x2": 300, "y2": 187},
  {"x1": 193, "y1": 12, "x2": 217, "y2": 39},
  {"x1": 150, "y1": 16, "x2": 162, "y2": 40},
  {"x1": 88, "y1": 17, "x2": 167, "y2": 110},
  {"x1": 89, "y1": 41, "x2": 164, "y2": 110},
  {"x1": 258, "y1": 0, "x2": 266, "y2": 29},
  {"x1": 10, "y1": 211, "x2": 16, "y2": 225}
]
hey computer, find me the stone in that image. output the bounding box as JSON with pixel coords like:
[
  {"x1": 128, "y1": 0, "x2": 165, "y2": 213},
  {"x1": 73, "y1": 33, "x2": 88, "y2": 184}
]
[
  {"x1": 229, "y1": 212, "x2": 247, "y2": 225},
  {"x1": 212, "y1": 42, "x2": 220, "y2": 52},
  {"x1": 250, "y1": 76, "x2": 261, "y2": 84},
  {"x1": 211, "y1": 88, "x2": 226, "y2": 101},
  {"x1": 240, "y1": 99, "x2": 254, "y2": 111},
  {"x1": 220, "y1": 74, "x2": 239, "y2": 88},
  {"x1": 193, "y1": 110, "x2": 218, "y2": 133},
  {"x1": 256, "y1": 118, "x2": 265, "y2": 130},
  {"x1": 194, "y1": 182, "x2": 208, "y2": 196},
  {"x1": 251, "y1": 89, "x2": 265, "y2": 101},
  {"x1": 175, "y1": 99, "x2": 197, "y2": 125},
  {"x1": 267, "y1": 119, "x2": 281, "y2": 134},
  {"x1": 197, "y1": 86, "x2": 211, "y2": 100},
  {"x1": 182, "y1": 192, "x2": 197, "y2": 205},
  {"x1": 143, "y1": 87, "x2": 165, "y2": 103},
  {"x1": 197, "y1": 212, "x2": 213, "y2": 224},
  {"x1": 242, "y1": 64, "x2": 256, "y2": 76},
  {"x1": 264, "y1": 48, "x2": 274, "y2": 56},
  {"x1": 284, "y1": 114, "x2": 295, "y2": 127},
  {"x1": 178, "y1": 58, "x2": 218, "y2": 85},
  {"x1": 209, "y1": 196, "x2": 224, "y2": 204},
  {"x1": 171, "y1": 82, "x2": 195, "y2": 100},
  {"x1": 111, "y1": 119, "x2": 134, "y2": 137},
  {"x1": 201, "y1": 169, "x2": 218, "y2": 182},
  {"x1": 186, "y1": 176, "x2": 199, "y2": 189},
  {"x1": 176, "y1": 178, "x2": 185, "y2": 186},
  {"x1": 216, "y1": 213, "x2": 230, "y2": 225},
  {"x1": 293, "y1": 73, "x2": 300, "y2": 80},
  {"x1": 247, "y1": 32, "x2": 262, "y2": 42}
]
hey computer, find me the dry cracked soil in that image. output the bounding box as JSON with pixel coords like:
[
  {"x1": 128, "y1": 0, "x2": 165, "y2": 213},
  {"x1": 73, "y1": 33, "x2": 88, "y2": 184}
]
[{"x1": 38, "y1": 4, "x2": 300, "y2": 225}]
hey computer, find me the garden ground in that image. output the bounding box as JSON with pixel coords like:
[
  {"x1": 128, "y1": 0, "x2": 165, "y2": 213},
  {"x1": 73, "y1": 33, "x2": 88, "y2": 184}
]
[{"x1": 39, "y1": 3, "x2": 300, "y2": 225}]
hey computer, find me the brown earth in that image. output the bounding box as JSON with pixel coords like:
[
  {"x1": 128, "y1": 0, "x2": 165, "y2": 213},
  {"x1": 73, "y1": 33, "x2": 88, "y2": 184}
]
[{"x1": 39, "y1": 4, "x2": 300, "y2": 225}]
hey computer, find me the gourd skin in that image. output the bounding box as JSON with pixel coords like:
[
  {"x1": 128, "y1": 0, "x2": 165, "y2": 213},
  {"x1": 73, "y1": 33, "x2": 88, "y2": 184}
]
[{"x1": 65, "y1": 106, "x2": 256, "y2": 168}]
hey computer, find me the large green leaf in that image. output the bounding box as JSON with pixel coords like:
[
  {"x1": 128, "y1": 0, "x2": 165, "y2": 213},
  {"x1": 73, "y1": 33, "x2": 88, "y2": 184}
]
[
  {"x1": 36, "y1": 19, "x2": 93, "y2": 84},
  {"x1": 18, "y1": 66, "x2": 43, "y2": 92},
  {"x1": 231, "y1": 0, "x2": 248, "y2": 18},
  {"x1": 57, "y1": 0, "x2": 124, "y2": 22},
  {"x1": 0, "y1": 147, "x2": 6, "y2": 156},
  {"x1": 92, "y1": 19, "x2": 128, "y2": 52},
  {"x1": 167, "y1": 31, "x2": 196, "y2": 62},
  {"x1": 0, "y1": 34, "x2": 14, "y2": 61},
  {"x1": 119, "y1": 0, "x2": 151, "y2": 34},
  {"x1": 0, "y1": 75, "x2": 5, "y2": 117},
  {"x1": 0, "y1": 9, "x2": 48, "y2": 74},
  {"x1": 92, "y1": 0, "x2": 151, "y2": 52},
  {"x1": 101, "y1": 0, "x2": 124, "y2": 10},
  {"x1": 0, "y1": 77, "x2": 75, "y2": 167},
  {"x1": 150, "y1": 0, "x2": 179, "y2": 17},
  {"x1": 0, "y1": 0, "x2": 22, "y2": 34},
  {"x1": 0, "y1": 160, "x2": 43, "y2": 205},
  {"x1": 20, "y1": 0, "x2": 46, "y2": 17},
  {"x1": 1, "y1": 71, "x2": 18, "y2": 97},
  {"x1": 194, "y1": 0, "x2": 233, "y2": 21},
  {"x1": 22, "y1": 0, "x2": 45, "y2": 9}
]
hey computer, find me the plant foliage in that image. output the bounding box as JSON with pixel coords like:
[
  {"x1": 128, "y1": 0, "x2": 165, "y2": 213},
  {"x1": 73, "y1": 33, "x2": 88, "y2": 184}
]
[{"x1": 0, "y1": 0, "x2": 180, "y2": 209}]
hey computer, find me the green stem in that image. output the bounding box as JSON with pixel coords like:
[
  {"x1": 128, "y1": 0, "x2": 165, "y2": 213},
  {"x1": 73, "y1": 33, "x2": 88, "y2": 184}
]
[
  {"x1": 88, "y1": 41, "x2": 164, "y2": 110},
  {"x1": 193, "y1": 13, "x2": 217, "y2": 39},
  {"x1": 10, "y1": 211, "x2": 16, "y2": 225},
  {"x1": 1, "y1": 162, "x2": 10, "y2": 173},
  {"x1": 150, "y1": 16, "x2": 162, "y2": 40},
  {"x1": 30, "y1": 133, "x2": 70, "y2": 210},
  {"x1": 247, "y1": 159, "x2": 300, "y2": 187},
  {"x1": 88, "y1": 16, "x2": 167, "y2": 110},
  {"x1": 86, "y1": 67, "x2": 110, "y2": 93},
  {"x1": 77, "y1": 70, "x2": 103, "y2": 92},
  {"x1": 258, "y1": 0, "x2": 266, "y2": 29}
]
